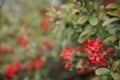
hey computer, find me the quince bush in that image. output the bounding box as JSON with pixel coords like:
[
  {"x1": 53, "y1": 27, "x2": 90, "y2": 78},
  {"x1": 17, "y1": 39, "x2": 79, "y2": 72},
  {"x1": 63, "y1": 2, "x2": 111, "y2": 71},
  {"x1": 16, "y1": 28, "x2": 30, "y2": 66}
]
[{"x1": 49, "y1": 0, "x2": 120, "y2": 80}]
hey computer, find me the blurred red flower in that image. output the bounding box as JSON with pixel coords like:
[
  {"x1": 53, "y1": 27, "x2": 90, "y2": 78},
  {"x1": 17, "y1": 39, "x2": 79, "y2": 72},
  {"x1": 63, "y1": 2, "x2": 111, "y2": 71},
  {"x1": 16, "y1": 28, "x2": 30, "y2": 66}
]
[
  {"x1": 87, "y1": 68, "x2": 93, "y2": 72},
  {"x1": 107, "y1": 48, "x2": 114, "y2": 54},
  {"x1": 0, "y1": 46, "x2": 8, "y2": 53},
  {"x1": 74, "y1": 46, "x2": 82, "y2": 53},
  {"x1": 34, "y1": 58, "x2": 44, "y2": 69},
  {"x1": 40, "y1": 17, "x2": 50, "y2": 31},
  {"x1": 26, "y1": 60, "x2": 34, "y2": 70},
  {"x1": 109, "y1": 0, "x2": 117, "y2": 3},
  {"x1": 5, "y1": 65, "x2": 15, "y2": 78},
  {"x1": 26, "y1": 57, "x2": 44, "y2": 70},
  {"x1": 64, "y1": 61, "x2": 72, "y2": 70},
  {"x1": 17, "y1": 36, "x2": 28, "y2": 47},
  {"x1": 77, "y1": 67, "x2": 84, "y2": 74},
  {"x1": 12, "y1": 61, "x2": 22, "y2": 72},
  {"x1": 81, "y1": 59, "x2": 86, "y2": 66}
]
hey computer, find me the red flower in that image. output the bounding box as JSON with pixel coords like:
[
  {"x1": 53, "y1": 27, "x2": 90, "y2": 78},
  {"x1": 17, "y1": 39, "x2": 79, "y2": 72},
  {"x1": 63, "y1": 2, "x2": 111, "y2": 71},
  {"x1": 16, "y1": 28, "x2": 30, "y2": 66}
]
[
  {"x1": 5, "y1": 65, "x2": 15, "y2": 78},
  {"x1": 17, "y1": 36, "x2": 28, "y2": 47},
  {"x1": 109, "y1": 0, "x2": 117, "y2": 3},
  {"x1": 81, "y1": 59, "x2": 86, "y2": 66},
  {"x1": 92, "y1": 58, "x2": 107, "y2": 66},
  {"x1": 0, "y1": 46, "x2": 8, "y2": 53},
  {"x1": 26, "y1": 60, "x2": 34, "y2": 70},
  {"x1": 26, "y1": 57, "x2": 44, "y2": 70},
  {"x1": 64, "y1": 61, "x2": 72, "y2": 70},
  {"x1": 40, "y1": 17, "x2": 49, "y2": 31},
  {"x1": 87, "y1": 68, "x2": 93, "y2": 72},
  {"x1": 61, "y1": 46, "x2": 73, "y2": 60},
  {"x1": 77, "y1": 67, "x2": 84, "y2": 74},
  {"x1": 34, "y1": 58, "x2": 43, "y2": 69},
  {"x1": 85, "y1": 38, "x2": 104, "y2": 53},
  {"x1": 12, "y1": 61, "x2": 22, "y2": 72},
  {"x1": 74, "y1": 46, "x2": 82, "y2": 52},
  {"x1": 107, "y1": 48, "x2": 114, "y2": 54},
  {"x1": 85, "y1": 38, "x2": 106, "y2": 66},
  {"x1": 88, "y1": 52, "x2": 103, "y2": 62}
]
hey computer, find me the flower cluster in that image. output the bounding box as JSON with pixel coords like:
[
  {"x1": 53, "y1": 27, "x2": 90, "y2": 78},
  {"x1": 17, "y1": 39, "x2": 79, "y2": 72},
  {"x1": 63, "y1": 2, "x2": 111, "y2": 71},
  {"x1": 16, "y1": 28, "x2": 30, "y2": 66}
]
[
  {"x1": 0, "y1": 44, "x2": 15, "y2": 54},
  {"x1": 60, "y1": 46, "x2": 73, "y2": 69},
  {"x1": 4, "y1": 57, "x2": 44, "y2": 78},
  {"x1": 84, "y1": 38, "x2": 106, "y2": 66},
  {"x1": 17, "y1": 36, "x2": 28, "y2": 47},
  {"x1": 5, "y1": 61, "x2": 22, "y2": 78},
  {"x1": 26, "y1": 57, "x2": 44, "y2": 70}
]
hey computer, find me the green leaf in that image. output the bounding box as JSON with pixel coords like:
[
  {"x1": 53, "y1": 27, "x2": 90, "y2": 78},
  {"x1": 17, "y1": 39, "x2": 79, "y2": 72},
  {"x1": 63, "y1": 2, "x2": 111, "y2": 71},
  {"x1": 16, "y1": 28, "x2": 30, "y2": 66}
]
[
  {"x1": 77, "y1": 16, "x2": 88, "y2": 24},
  {"x1": 119, "y1": 40, "x2": 120, "y2": 48},
  {"x1": 107, "y1": 9, "x2": 120, "y2": 17},
  {"x1": 80, "y1": 29, "x2": 91, "y2": 37},
  {"x1": 89, "y1": 16, "x2": 99, "y2": 26},
  {"x1": 107, "y1": 28, "x2": 116, "y2": 34},
  {"x1": 102, "y1": 18, "x2": 119, "y2": 26},
  {"x1": 95, "y1": 68, "x2": 110, "y2": 75},
  {"x1": 111, "y1": 72, "x2": 120, "y2": 80},
  {"x1": 103, "y1": 35, "x2": 117, "y2": 44},
  {"x1": 112, "y1": 61, "x2": 119, "y2": 72},
  {"x1": 106, "y1": 3, "x2": 120, "y2": 9}
]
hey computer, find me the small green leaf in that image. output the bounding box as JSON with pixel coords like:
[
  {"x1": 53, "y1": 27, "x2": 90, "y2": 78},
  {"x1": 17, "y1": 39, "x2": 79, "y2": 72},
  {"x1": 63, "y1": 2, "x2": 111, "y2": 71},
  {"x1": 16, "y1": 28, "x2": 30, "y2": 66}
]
[
  {"x1": 102, "y1": 18, "x2": 119, "y2": 26},
  {"x1": 80, "y1": 29, "x2": 91, "y2": 37},
  {"x1": 106, "y1": 3, "x2": 120, "y2": 9},
  {"x1": 78, "y1": 25, "x2": 93, "y2": 43},
  {"x1": 111, "y1": 72, "x2": 120, "y2": 80},
  {"x1": 112, "y1": 61, "x2": 119, "y2": 72},
  {"x1": 103, "y1": 35, "x2": 117, "y2": 44},
  {"x1": 77, "y1": 16, "x2": 88, "y2": 24},
  {"x1": 89, "y1": 16, "x2": 99, "y2": 26},
  {"x1": 95, "y1": 68, "x2": 110, "y2": 75}
]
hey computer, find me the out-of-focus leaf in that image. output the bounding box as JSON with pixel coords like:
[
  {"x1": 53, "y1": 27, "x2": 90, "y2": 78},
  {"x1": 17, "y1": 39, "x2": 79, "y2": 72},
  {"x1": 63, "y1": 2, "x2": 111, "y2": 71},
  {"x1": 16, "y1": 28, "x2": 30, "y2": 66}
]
[
  {"x1": 114, "y1": 45, "x2": 120, "y2": 51},
  {"x1": 111, "y1": 61, "x2": 119, "y2": 72},
  {"x1": 24, "y1": 77, "x2": 29, "y2": 80},
  {"x1": 77, "y1": 16, "x2": 88, "y2": 24},
  {"x1": 106, "y1": 3, "x2": 120, "y2": 9},
  {"x1": 78, "y1": 25, "x2": 93, "y2": 43},
  {"x1": 89, "y1": 16, "x2": 99, "y2": 26},
  {"x1": 95, "y1": 68, "x2": 110, "y2": 75},
  {"x1": 103, "y1": 35, "x2": 117, "y2": 44},
  {"x1": 80, "y1": 29, "x2": 92, "y2": 37},
  {"x1": 108, "y1": 28, "x2": 116, "y2": 34},
  {"x1": 102, "y1": 18, "x2": 119, "y2": 26},
  {"x1": 107, "y1": 9, "x2": 120, "y2": 17},
  {"x1": 111, "y1": 72, "x2": 120, "y2": 80},
  {"x1": 119, "y1": 40, "x2": 120, "y2": 48},
  {"x1": 76, "y1": 59, "x2": 82, "y2": 68}
]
